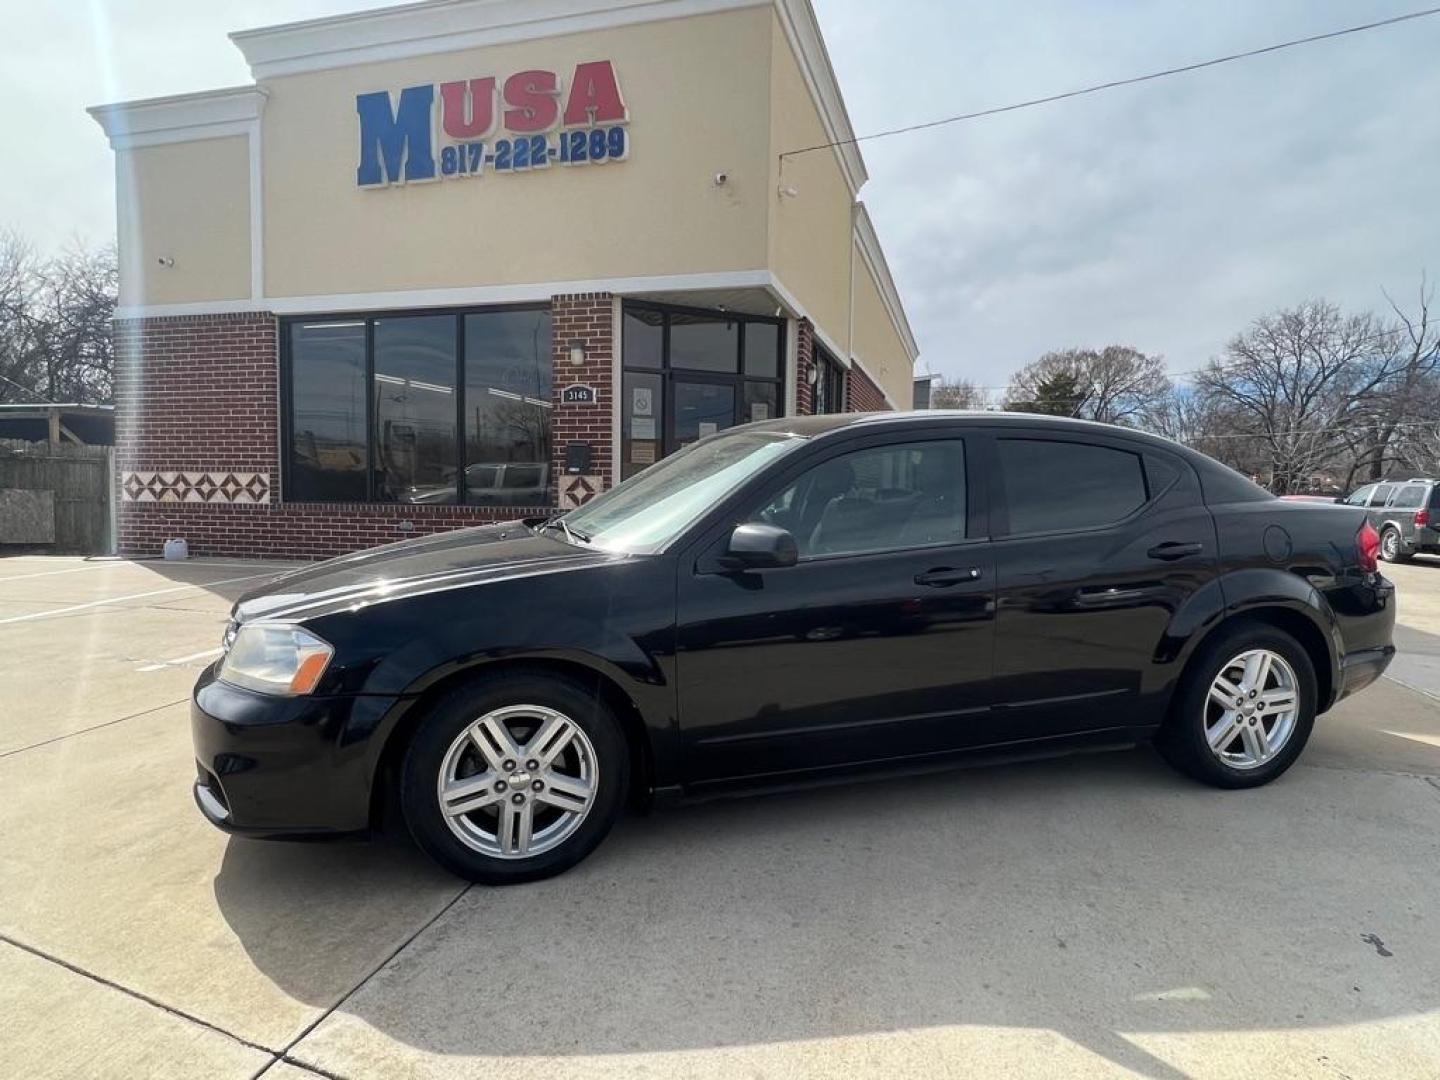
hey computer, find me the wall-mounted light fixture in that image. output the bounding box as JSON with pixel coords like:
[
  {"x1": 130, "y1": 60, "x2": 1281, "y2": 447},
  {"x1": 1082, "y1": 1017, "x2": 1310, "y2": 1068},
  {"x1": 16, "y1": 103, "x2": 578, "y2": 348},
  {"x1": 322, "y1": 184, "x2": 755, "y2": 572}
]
[
  {"x1": 806, "y1": 362, "x2": 819, "y2": 386},
  {"x1": 568, "y1": 339, "x2": 587, "y2": 366}
]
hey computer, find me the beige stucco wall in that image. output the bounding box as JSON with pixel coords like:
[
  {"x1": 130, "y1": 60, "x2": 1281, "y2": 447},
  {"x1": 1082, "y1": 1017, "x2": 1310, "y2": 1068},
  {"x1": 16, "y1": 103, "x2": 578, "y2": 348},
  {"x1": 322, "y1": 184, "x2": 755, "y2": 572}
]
[
  {"x1": 261, "y1": 6, "x2": 773, "y2": 299},
  {"x1": 851, "y1": 241, "x2": 912, "y2": 407},
  {"x1": 115, "y1": 136, "x2": 251, "y2": 306},
  {"x1": 765, "y1": 10, "x2": 852, "y2": 356}
]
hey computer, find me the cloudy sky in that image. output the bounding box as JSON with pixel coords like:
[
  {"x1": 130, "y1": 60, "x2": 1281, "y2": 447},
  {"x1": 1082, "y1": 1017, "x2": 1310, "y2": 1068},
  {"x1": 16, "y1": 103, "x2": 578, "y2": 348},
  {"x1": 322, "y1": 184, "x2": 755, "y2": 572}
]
[{"x1": 6, "y1": 0, "x2": 1438, "y2": 389}]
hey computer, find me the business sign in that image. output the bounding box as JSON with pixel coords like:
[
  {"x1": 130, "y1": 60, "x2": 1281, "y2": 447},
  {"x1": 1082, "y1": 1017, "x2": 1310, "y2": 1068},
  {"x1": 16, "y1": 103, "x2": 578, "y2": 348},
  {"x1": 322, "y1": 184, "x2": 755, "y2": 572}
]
[{"x1": 356, "y1": 61, "x2": 628, "y2": 187}]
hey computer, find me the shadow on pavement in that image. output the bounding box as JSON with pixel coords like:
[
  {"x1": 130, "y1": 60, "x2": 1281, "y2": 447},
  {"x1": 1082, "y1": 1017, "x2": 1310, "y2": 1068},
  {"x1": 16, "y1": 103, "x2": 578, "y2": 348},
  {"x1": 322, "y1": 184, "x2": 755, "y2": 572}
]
[{"x1": 213, "y1": 740, "x2": 1440, "y2": 1078}]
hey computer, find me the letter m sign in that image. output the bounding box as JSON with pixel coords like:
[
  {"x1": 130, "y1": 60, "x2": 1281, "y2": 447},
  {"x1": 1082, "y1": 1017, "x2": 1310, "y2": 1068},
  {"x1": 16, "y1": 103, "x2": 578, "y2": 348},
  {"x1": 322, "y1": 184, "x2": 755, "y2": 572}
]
[{"x1": 356, "y1": 85, "x2": 436, "y2": 186}]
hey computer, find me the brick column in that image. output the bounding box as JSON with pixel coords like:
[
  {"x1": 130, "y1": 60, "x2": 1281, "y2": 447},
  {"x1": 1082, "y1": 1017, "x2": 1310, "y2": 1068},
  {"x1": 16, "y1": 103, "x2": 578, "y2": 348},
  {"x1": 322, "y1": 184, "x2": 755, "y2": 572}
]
[
  {"x1": 793, "y1": 317, "x2": 815, "y2": 416},
  {"x1": 550, "y1": 293, "x2": 615, "y2": 509}
]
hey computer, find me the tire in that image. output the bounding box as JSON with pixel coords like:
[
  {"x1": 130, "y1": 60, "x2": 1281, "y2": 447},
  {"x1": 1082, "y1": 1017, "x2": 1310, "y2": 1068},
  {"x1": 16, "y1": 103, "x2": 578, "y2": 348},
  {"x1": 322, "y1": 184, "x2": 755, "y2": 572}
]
[
  {"x1": 1379, "y1": 526, "x2": 1412, "y2": 564},
  {"x1": 1156, "y1": 621, "x2": 1317, "y2": 789},
  {"x1": 400, "y1": 671, "x2": 629, "y2": 884}
]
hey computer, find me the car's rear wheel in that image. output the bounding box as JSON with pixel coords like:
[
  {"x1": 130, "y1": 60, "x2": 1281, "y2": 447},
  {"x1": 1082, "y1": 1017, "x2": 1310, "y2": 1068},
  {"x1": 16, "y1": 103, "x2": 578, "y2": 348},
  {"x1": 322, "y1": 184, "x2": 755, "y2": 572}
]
[
  {"x1": 400, "y1": 671, "x2": 628, "y2": 884},
  {"x1": 1157, "y1": 622, "x2": 1316, "y2": 788},
  {"x1": 1379, "y1": 526, "x2": 1411, "y2": 563}
]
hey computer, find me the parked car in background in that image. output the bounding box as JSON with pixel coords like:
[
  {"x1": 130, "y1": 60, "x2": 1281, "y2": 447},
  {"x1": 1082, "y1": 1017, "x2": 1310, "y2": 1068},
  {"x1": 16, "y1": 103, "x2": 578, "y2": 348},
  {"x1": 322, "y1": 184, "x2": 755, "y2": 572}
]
[
  {"x1": 1342, "y1": 477, "x2": 1440, "y2": 562},
  {"x1": 191, "y1": 412, "x2": 1396, "y2": 884}
]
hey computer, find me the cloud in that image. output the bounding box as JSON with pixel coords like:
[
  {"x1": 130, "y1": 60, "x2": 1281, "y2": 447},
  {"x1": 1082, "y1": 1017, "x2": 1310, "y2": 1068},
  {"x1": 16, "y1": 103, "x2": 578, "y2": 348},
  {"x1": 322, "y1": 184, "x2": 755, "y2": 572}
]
[{"x1": 819, "y1": 0, "x2": 1440, "y2": 384}]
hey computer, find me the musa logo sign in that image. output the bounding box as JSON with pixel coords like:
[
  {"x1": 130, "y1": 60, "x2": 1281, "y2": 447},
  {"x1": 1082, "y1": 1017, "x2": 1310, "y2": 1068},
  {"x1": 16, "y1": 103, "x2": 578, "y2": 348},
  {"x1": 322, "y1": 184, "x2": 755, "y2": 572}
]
[{"x1": 356, "y1": 60, "x2": 628, "y2": 187}]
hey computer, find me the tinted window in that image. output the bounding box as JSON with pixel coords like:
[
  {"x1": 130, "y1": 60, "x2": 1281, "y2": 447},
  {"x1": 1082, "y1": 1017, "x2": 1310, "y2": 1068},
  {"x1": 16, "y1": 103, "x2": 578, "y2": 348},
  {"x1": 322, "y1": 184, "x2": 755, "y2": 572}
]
[
  {"x1": 288, "y1": 321, "x2": 368, "y2": 502},
  {"x1": 669, "y1": 312, "x2": 738, "y2": 373},
  {"x1": 464, "y1": 309, "x2": 552, "y2": 507},
  {"x1": 622, "y1": 307, "x2": 663, "y2": 370},
  {"x1": 999, "y1": 438, "x2": 1146, "y2": 534},
  {"x1": 1345, "y1": 485, "x2": 1375, "y2": 506},
  {"x1": 374, "y1": 316, "x2": 457, "y2": 504},
  {"x1": 754, "y1": 440, "x2": 966, "y2": 557},
  {"x1": 1372, "y1": 484, "x2": 1396, "y2": 507},
  {"x1": 1391, "y1": 484, "x2": 1426, "y2": 509},
  {"x1": 744, "y1": 322, "x2": 781, "y2": 378}
]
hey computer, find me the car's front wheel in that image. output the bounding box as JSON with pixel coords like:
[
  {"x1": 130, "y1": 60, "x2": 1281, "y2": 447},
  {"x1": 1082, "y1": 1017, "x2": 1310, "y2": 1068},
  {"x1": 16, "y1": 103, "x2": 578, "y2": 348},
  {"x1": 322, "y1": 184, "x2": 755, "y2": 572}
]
[
  {"x1": 400, "y1": 671, "x2": 628, "y2": 884},
  {"x1": 1157, "y1": 622, "x2": 1317, "y2": 788}
]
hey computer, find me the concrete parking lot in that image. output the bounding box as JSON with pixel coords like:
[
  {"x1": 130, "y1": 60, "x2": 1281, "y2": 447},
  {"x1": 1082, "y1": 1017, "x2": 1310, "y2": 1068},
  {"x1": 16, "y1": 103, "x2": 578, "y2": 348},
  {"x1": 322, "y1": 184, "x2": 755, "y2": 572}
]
[{"x1": 1, "y1": 555, "x2": 1438, "y2": 1079}]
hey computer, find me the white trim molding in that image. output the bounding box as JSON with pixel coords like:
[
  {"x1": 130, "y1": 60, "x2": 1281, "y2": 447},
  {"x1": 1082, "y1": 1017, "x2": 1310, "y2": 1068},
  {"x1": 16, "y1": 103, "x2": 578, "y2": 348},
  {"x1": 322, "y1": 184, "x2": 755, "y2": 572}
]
[
  {"x1": 87, "y1": 86, "x2": 268, "y2": 151},
  {"x1": 853, "y1": 202, "x2": 919, "y2": 363},
  {"x1": 113, "y1": 268, "x2": 776, "y2": 320},
  {"x1": 231, "y1": 0, "x2": 769, "y2": 79}
]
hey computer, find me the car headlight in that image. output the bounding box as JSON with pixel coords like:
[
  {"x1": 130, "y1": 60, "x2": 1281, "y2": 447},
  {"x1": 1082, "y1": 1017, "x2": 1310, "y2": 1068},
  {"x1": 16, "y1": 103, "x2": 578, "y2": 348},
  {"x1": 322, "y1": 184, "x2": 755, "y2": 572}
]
[{"x1": 218, "y1": 623, "x2": 334, "y2": 696}]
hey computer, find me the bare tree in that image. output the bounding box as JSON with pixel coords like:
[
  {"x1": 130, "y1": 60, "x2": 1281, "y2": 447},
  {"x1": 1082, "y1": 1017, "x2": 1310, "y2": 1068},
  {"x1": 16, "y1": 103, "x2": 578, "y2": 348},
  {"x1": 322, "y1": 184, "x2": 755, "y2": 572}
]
[
  {"x1": 1193, "y1": 300, "x2": 1402, "y2": 494},
  {"x1": 1003, "y1": 346, "x2": 1170, "y2": 424},
  {"x1": 0, "y1": 232, "x2": 116, "y2": 404},
  {"x1": 929, "y1": 377, "x2": 990, "y2": 410}
]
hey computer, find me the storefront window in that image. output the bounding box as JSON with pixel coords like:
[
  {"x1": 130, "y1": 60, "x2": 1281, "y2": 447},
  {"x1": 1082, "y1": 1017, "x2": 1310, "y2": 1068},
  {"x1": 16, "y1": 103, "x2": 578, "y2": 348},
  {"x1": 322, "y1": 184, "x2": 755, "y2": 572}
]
[
  {"x1": 283, "y1": 306, "x2": 552, "y2": 506},
  {"x1": 464, "y1": 309, "x2": 553, "y2": 507},
  {"x1": 288, "y1": 322, "x2": 368, "y2": 502},
  {"x1": 374, "y1": 315, "x2": 457, "y2": 503},
  {"x1": 619, "y1": 301, "x2": 786, "y2": 480}
]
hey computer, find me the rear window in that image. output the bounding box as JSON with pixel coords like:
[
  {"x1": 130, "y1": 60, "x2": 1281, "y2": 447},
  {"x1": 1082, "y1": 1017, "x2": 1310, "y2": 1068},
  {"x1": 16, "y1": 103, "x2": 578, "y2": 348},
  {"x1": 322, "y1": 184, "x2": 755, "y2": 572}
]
[
  {"x1": 999, "y1": 438, "x2": 1147, "y2": 534},
  {"x1": 1391, "y1": 484, "x2": 1426, "y2": 509}
]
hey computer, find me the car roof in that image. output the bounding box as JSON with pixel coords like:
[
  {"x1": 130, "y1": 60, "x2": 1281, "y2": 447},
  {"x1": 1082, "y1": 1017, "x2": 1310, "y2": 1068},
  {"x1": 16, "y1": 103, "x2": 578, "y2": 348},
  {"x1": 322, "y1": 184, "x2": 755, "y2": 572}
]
[{"x1": 745, "y1": 409, "x2": 1181, "y2": 449}]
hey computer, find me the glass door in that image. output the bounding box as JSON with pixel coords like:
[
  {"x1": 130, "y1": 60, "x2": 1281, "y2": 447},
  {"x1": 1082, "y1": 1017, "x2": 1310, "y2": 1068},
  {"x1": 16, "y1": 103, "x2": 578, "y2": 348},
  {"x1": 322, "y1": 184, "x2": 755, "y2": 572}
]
[{"x1": 620, "y1": 302, "x2": 785, "y2": 480}]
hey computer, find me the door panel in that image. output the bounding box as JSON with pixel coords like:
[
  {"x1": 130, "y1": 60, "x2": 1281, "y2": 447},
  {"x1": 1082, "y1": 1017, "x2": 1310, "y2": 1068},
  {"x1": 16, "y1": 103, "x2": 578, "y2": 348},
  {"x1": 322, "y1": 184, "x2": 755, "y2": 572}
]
[
  {"x1": 988, "y1": 433, "x2": 1219, "y2": 735},
  {"x1": 675, "y1": 434, "x2": 996, "y2": 784}
]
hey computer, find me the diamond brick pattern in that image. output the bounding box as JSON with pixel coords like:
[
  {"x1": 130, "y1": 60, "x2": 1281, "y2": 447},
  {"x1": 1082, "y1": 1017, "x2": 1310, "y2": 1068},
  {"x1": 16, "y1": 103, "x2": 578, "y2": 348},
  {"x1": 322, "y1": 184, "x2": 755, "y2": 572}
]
[{"x1": 121, "y1": 470, "x2": 271, "y2": 505}]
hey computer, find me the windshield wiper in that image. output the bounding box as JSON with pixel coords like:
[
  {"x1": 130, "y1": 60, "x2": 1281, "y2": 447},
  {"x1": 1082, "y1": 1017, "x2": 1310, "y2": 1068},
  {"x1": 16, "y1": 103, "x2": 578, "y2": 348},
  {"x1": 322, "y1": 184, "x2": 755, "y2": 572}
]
[{"x1": 539, "y1": 516, "x2": 591, "y2": 544}]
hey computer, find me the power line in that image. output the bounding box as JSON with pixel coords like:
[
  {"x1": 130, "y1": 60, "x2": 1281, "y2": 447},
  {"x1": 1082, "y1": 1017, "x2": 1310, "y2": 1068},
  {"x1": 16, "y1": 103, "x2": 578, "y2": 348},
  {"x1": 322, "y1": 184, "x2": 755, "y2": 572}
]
[{"x1": 781, "y1": 5, "x2": 1440, "y2": 161}]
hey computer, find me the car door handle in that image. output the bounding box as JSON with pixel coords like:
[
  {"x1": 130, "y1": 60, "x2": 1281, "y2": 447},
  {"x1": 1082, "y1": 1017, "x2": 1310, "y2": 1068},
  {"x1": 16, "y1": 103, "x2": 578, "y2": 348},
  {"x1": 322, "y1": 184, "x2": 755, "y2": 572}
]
[
  {"x1": 1147, "y1": 541, "x2": 1204, "y2": 561},
  {"x1": 914, "y1": 567, "x2": 981, "y2": 587}
]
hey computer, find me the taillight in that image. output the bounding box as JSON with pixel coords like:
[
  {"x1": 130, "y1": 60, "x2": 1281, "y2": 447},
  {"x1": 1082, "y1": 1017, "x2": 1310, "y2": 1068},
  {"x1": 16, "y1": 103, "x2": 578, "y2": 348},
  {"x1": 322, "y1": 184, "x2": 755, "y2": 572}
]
[
  {"x1": 1416, "y1": 508, "x2": 1430, "y2": 528},
  {"x1": 1357, "y1": 520, "x2": 1381, "y2": 573}
]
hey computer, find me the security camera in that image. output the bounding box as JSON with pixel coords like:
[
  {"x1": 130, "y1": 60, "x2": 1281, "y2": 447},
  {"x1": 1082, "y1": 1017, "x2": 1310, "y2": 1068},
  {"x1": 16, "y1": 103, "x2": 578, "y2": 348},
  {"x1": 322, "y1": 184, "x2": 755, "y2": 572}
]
[{"x1": 713, "y1": 172, "x2": 728, "y2": 187}]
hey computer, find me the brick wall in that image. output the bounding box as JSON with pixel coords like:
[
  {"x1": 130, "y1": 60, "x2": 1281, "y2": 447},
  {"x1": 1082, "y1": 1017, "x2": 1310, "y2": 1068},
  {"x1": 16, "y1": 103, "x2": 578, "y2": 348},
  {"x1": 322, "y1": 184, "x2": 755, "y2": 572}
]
[
  {"x1": 793, "y1": 318, "x2": 815, "y2": 416},
  {"x1": 848, "y1": 361, "x2": 890, "y2": 412},
  {"x1": 115, "y1": 311, "x2": 546, "y2": 559},
  {"x1": 550, "y1": 293, "x2": 615, "y2": 502}
]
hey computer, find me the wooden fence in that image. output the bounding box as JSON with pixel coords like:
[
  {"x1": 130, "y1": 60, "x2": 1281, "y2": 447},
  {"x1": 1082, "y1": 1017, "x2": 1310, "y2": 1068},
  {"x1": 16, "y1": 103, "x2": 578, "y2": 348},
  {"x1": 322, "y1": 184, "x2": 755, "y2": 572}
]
[{"x1": 0, "y1": 439, "x2": 114, "y2": 555}]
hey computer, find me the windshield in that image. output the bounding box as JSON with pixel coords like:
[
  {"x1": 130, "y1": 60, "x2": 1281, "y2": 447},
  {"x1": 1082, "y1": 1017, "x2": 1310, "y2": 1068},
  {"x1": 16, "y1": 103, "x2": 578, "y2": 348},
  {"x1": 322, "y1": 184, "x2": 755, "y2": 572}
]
[{"x1": 559, "y1": 429, "x2": 806, "y2": 553}]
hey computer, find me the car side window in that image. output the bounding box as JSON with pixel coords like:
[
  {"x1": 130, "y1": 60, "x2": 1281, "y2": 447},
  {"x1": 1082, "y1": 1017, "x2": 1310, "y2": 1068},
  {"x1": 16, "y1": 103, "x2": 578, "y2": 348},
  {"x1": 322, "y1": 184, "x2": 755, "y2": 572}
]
[
  {"x1": 1345, "y1": 485, "x2": 1375, "y2": 506},
  {"x1": 1391, "y1": 484, "x2": 1426, "y2": 509},
  {"x1": 1372, "y1": 483, "x2": 1395, "y2": 507},
  {"x1": 753, "y1": 440, "x2": 966, "y2": 558},
  {"x1": 998, "y1": 438, "x2": 1147, "y2": 535}
]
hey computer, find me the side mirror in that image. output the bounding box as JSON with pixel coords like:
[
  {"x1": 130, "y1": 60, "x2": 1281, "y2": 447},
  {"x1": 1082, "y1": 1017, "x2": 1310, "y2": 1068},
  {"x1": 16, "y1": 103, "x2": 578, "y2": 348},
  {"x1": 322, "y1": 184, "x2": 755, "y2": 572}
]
[{"x1": 725, "y1": 522, "x2": 798, "y2": 569}]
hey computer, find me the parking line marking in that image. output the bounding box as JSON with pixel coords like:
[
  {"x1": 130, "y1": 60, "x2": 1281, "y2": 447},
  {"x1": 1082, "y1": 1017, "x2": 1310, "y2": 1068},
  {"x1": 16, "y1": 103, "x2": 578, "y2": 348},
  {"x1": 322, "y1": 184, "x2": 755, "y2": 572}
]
[
  {"x1": 0, "y1": 571, "x2": 275, "y2": 626},
  {"x1": 136, "y1": 647, "x2": 223, "y2": 672}
]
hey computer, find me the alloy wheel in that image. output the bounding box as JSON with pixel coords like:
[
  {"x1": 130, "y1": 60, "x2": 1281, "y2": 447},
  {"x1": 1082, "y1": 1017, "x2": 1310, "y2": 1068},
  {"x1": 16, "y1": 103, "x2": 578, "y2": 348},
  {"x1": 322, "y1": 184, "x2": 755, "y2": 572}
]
[
  {"x1": 436, "y1": 704, "x2": 598, "y2": 859},
  {"x1": 1381, "y1": 529, "x2": 1399, "y2": 560},
  {"x1": 1203, "y1": 648, "x2": 1299, "y2": 770}
]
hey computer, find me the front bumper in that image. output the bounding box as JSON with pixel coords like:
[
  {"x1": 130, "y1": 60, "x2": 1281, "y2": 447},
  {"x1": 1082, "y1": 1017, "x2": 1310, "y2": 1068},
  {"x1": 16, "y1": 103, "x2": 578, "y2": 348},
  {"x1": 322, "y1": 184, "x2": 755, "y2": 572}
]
[{"x1": 191, "y1": 666, "x2": 400, "y2": 837}]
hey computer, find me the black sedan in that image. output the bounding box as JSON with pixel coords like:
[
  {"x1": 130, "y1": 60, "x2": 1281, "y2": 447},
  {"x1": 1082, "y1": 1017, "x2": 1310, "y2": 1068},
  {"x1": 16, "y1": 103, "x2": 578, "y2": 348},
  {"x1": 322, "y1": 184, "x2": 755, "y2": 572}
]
[{"x1": 192, "y1": 412, "x2": 1396, "y2": 883}]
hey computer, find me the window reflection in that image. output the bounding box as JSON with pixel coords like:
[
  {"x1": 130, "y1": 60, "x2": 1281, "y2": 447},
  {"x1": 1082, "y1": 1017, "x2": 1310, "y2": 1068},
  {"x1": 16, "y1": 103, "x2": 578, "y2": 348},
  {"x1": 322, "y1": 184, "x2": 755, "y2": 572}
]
[
  {"x1": 374, "y1": 316, "x2": 457, "y2": 504},
  {"x1": 288, "y1": 321, "x2": 367, "y2": 502},
  {"x1": 464, "y1": 310, "x2": 553, "y2": 507}
]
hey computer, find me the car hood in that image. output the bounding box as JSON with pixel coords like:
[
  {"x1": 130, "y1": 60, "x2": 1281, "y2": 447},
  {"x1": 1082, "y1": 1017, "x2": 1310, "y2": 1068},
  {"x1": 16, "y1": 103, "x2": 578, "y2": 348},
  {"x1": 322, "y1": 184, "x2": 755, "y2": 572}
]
[{"x1": 232, "y1": 520, "x2": 618, "y2": 623}]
